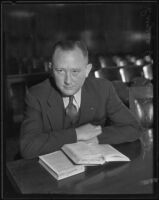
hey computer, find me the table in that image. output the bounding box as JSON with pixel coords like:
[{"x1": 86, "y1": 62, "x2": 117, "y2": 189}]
[{"x1": 6, "y1": 137, "x2": 155, "y2": 195}]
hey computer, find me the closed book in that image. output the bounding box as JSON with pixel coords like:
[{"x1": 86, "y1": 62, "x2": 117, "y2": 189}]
[
  {"x1": 62, "y1": 142, "x2": 130, "y2": 165},
  {"x1": 39, "y1": 150, "x2": 85, "y2": 180}
]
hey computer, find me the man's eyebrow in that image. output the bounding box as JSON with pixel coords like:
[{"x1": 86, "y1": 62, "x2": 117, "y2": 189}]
[
  {"x1": 72, "y1": 68, "x2": 81, "y2": 71},
  {"x1": 72, "y1": 66, "x2": 82, "y2": 69},
  {"x1": 53, "y1": 65, "x2": 64, "y2": 69}
]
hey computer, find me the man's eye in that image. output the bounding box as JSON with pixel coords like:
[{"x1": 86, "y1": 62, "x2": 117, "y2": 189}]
[
  {"x1": 56, "y1": 69, "x2": 64, "y2": 73},
  {"x1": 72, "y1": 70, "x2": 80, "y2": 74}
]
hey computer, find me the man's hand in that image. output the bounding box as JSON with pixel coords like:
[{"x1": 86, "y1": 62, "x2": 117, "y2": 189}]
[
  {"x1": 84, "y1": 136, "x2": 99, "y2": 144},
  {"x1": 75, "y1": 123, "x2": 102, "y2": 141}
]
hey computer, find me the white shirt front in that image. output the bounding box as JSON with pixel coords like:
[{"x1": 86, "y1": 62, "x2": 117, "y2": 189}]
[{"x1": 63, "y1": 89, "x2": 81, "y2": 112}]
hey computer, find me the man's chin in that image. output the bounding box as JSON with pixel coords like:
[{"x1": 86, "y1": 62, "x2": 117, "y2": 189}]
[{"x1": 61, "y1": 89, "x2": 76, "y2": 97}]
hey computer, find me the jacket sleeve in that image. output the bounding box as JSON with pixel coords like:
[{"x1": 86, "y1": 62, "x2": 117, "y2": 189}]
[
  {"x1": 20, "y1": 91, "x2": 77, "y2": 159},
  {"x1": 97, "y1": 82, "x2": 143, "y2": 144}
]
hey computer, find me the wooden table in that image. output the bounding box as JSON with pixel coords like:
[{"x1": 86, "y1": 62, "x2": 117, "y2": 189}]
[{"x1": 5, "y1": 138, "x2": 155, "y2": 195}]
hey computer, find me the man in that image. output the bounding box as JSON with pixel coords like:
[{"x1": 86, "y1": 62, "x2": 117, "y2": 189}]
[{"x1": 20, "y1": 40, "x2": 142, "y2": 159}]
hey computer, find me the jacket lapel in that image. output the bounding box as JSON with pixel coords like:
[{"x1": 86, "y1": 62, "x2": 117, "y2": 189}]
[
  {"x1": 46, "y1": 88, "x2": 64, "y2": 130},
  {"x1": 78, "y1": 80, "x2": 97, "y2": 125}
]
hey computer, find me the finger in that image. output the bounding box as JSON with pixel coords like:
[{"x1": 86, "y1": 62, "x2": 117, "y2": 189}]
[
  {"x1": 95, "y1": 125, "x2": 100, "y2": 129},
  {"x1": 95, "y1": 126, "x2": 102, "y2": 132}
]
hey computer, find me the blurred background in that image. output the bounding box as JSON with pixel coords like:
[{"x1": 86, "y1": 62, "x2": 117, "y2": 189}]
[{"x1": 3, "y1": 3, "x2": 155, "y2": 161}]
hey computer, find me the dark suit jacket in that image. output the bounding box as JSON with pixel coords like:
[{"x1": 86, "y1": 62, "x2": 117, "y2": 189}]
[{"x1": 20, "y1": 77, "x2": 142, "y2": 158}]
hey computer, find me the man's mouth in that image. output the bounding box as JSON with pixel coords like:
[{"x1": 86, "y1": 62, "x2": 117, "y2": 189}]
[{"x1": 64, "y1": 86, "x2": 73, "y2": 90}]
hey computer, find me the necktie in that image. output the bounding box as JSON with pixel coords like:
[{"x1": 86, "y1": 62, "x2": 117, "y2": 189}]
[{"x1": 65, "y1": 96, "x2": 79, "y2": 124}]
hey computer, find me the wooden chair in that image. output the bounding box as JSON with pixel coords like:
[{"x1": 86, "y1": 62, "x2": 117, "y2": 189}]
[
  {"x1": 142, "y1": 64, "x2": 153, "y2": 80},
  {"x1": 94, "y1": 68, "x2": 122, "y2": 81},
  {"x1": 129, "y1": 84, "x2": 154, "y2": 153},
  {"x1": 130, "y1": 76, "x2": 152, "y2": 87},
  {"x1": 6, "y1": 80, "x2": 27, "y2": 124},
  {"x1": 119, "y1": 66, "x2": 144, "y2": 83},
  {"x1": 98, "y1": 56, "x2": 116, "y2": 68},
  {"x1": 94, "y1": 65, "x2": 144, "y2": 84},
  {"x1": 94, "y1": 68, "x2": 131, "y2": 106},
  {"x1": 129, "y1": 85, "x2": 153, "y2": 128}
]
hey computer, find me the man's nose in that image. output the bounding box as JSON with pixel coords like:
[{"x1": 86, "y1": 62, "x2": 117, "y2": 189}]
[{"x1": 64, "y1": 72, "x2": 71, "y2": 85}]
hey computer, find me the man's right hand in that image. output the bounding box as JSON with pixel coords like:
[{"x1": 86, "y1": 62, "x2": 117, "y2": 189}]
[{"x1": 75, "y1": 123, "x2": 102, "y2": 141}]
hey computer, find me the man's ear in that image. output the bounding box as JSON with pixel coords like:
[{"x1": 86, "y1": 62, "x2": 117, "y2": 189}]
[{"x1": 86, "y1": 63, "x2": 92, "y2": 77}]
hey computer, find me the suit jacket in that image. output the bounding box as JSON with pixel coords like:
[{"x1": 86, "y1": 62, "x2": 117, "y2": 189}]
[{"x1": 20, "y1": 76, "x2": 142, "y2": 158}]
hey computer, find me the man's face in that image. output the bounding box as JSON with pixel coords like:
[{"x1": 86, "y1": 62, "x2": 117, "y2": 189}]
[{"x1": 52, "y1": 47, "x2": 92, "y2": 96}]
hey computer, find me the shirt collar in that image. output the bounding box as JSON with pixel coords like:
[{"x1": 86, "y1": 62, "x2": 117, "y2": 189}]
[
  {"x1": 63, "y1": 89, "x2": 81, "y2": 109},
  {"x1": 74, "y1": 89, "x2": 81, "y2": 107}
]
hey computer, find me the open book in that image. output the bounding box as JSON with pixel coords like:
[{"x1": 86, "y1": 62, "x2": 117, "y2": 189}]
[
  {"x1": 39, "y1": 142, "x2": 130, "y2": 180},
  {"x1": 62, "y1": 142, "x2": 130, "y2": 165},
  {"x1": 39, "y1": 150, "x2": 85, "y2": 180}
]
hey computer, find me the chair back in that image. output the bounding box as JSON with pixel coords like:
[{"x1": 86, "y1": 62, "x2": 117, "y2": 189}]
[
  {"x1": 129, "y1": 85, "x2": 153, "y2": 129},
  {"x1": 143, "y1": 64, "x2": 153, "y2": 80},
  {"x1": 119, "y1": 66, "x2": 144, "y2": 83},
  {"x1": 94, "y1": 68, "x2": 122, "y2": 81},
  {"x1": 94, "y1": 65, "x2": 144, "y2": 84}
]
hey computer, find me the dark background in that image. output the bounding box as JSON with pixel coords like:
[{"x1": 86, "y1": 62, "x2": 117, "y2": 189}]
[{"x1": 3, "y1": 3, "x2": 154, "y2": 63}]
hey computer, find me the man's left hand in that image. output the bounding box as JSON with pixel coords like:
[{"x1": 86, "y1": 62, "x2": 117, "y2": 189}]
[{"x1": 83, "y1": 137, "x2": 99, "y2": 144}]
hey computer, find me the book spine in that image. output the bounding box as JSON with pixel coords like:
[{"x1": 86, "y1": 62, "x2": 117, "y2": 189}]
[
  {"x1": 59, "y1": 165, "x2": 85, "y2": 176},
  {"x1": 39, "y1": 159, "x2": 58, "y2": 179},
  {"x1": 58, "y1": 167, "x2": 85, "y2": 180},
  {"x1": 62, "y1": 147, "x2": 81, "y2": 164}
]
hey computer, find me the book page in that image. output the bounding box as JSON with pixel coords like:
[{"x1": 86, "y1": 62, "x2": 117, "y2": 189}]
[
  {"x1": 62, "y1": 142, "x2": 105, "y2": 165},
  {"x1": 63, "y1": 142, "x2": 102, "y2": 158},
  {"x1": 39, "y1": 151, "x2": 84, "y2": 175},
  {"x1": 62, "y1": 142, "x2": 130, "y2": 165},
  {"x1": 88, "y1": 144, "x2": 130, "y2": 162}
]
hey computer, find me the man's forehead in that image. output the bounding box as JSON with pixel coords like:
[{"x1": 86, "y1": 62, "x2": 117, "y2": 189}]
[{"x1": 53, "y1": 47, "x2": 88, "y2": 66}]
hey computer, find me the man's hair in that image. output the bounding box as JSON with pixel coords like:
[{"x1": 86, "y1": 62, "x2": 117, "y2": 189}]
[{"x1": 51, "y1": 40, "x2": 88, "y2": 61}]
